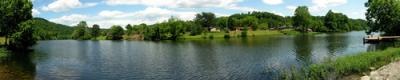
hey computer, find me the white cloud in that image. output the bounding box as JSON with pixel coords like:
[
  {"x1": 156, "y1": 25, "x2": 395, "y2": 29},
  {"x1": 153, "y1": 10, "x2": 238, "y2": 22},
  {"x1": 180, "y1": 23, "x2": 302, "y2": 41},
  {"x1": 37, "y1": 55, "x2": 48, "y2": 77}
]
[
  {"x1": 105, "y1": 0, "x2": 240, "y2": 7},
  {"x1": 270, "y1": 11, "x2": 284, "y2": 16},
  {"x1": 262, "y1": 0, "x2": 283, "y2": 5},
  {"x1": 348, "y1": 8, "x2": 367, "y2": 19},
  {"x1": 286, "y1": 5, "x2": 296, "y2": 11},
  {"x1": 42, "y1": 0, "x2": 97, "y2": 12},
  {"x1": 32, "y1": 8, "x2": 40, "y2": 16},
  {"x1": 50, "y1": 14, "x2": 88, "y2": 26},
  {"x1": 286, "y1": 5, "x2": 297, "y2": 15},
  {"x1": 98, "y1": 10, "x2": 126, "y2": 18},
  {"x1": 104, "y1": 0, "x2": 256, "y2": 12},
  {"x1": 312, "y1": 0, "x2": 347, "y2": 7},
  {"x1": 49, "y1": 7, "x2": 208, "y2": 28},
  {"x1": 224, "y1": 5, "x2": 261, "y2": 12},
  {"x1": 310, "y1": 0, "x2": 347, "y2": 13}
]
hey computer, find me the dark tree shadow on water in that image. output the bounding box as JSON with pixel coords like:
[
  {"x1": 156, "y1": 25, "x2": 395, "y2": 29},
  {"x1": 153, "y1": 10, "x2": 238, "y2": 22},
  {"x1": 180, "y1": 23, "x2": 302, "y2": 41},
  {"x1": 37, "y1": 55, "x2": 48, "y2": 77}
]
[
  {"x1": 0, "y1": 50, "x2": 36, "y2": 80},
  {"x1": 294, "y1": 34, "x2": 314, "y2": 66}
]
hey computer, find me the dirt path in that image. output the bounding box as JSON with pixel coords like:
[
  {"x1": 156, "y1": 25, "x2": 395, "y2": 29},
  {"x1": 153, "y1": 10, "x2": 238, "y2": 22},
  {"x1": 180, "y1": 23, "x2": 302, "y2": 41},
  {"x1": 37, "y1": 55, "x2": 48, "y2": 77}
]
[{"x1": 361, "y1": 61, "x2": 400, "y2": 80}]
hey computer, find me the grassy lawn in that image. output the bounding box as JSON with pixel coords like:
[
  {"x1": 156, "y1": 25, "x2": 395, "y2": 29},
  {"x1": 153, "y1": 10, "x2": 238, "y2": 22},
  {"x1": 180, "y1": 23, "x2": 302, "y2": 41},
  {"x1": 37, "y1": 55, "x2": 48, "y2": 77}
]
[
  {"x1": 0, "y1": 37, "x2": 8, "y2": 58},
  {"x1": 283, "y1": 48, "x2": 400, "y2": 80},
  {"x1": 182, "y1": 30, "x2": 286, "y2": 39},
  {"x1": 280, "y1": 29, "x2": 320, "y2": 35}
]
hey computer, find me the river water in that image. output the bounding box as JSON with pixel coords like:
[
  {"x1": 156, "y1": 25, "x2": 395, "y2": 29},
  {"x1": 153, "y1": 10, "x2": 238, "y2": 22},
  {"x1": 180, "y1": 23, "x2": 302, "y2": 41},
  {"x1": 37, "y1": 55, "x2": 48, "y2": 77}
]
[{"x1": 0, "y1": 31, "x2": 395, "y2": 80}]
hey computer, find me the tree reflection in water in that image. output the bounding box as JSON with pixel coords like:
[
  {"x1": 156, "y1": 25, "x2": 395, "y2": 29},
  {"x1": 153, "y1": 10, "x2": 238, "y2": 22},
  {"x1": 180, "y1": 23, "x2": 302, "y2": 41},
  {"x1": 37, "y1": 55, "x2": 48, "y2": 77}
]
[{"x1": 0, "y1": 52, "x2": 35, "y2": 80}]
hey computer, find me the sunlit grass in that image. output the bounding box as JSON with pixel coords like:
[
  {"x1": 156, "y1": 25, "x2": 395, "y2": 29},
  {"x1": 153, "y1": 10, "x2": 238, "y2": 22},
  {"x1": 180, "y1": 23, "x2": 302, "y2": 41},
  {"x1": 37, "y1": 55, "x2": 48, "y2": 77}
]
[
  {"x1": 280, "y1": 29, "x2": 320, "y2": 35},
  {"x1": 0, "y1": 48, "x2": 8, "y2": 58},
  {"x1": 182, "y1": 30, "x2": 285, "y2": 39},
  {"x1": 282, "y1": 48, "x2": 400, "y2": 80},
  {"x1": 0, "y1": 37, "x2": 4, "y2": 45}
]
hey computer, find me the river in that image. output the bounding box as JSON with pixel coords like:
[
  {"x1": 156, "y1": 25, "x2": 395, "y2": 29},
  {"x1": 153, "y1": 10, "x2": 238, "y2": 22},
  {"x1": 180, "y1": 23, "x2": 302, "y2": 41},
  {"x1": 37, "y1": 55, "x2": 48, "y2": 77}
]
[{"x1": 0, "y1": 31, "x2": 395, "y2": 80}]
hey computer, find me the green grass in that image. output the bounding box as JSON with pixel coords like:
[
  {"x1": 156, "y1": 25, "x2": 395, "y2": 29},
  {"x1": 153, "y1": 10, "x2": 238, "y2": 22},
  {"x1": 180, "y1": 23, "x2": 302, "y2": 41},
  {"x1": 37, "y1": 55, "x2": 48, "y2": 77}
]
[
  {"x1": 282, "y1": 48, "x2": 400, "y2": 80},
  {"x1": 182, "y1": 30, "x2": 285, "y2": 39},
  {"x1": 0, "y1": 37, "x2": 9, "y2": 58},
  {"x1": 280, "y1": 29, "x2": 301, "y2": 35},
  {"x1": 0, "y1": 37, "x2": 5, "y2": 45},
  {"x1": 0, "y1": 48, "x2": 9, "y2": 58},
  {"x1": 248, "y1": 30, "x2": 284, "y2": 36},
  {"x1": 280, "y1": 29, "x2": 320, "y2": 35}
]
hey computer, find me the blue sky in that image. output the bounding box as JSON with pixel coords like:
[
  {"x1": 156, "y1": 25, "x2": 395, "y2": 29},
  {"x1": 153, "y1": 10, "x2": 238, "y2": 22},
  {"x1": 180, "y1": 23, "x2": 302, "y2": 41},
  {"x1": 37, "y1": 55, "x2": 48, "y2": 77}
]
[{"x1": 32, "y1": 0, "x2": 367, "y2": 28}]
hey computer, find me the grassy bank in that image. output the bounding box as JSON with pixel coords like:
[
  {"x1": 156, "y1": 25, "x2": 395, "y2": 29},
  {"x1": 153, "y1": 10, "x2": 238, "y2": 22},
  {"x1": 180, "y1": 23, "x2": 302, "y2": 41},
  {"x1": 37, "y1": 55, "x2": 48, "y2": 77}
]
[
  {"x1": 280, "y1": 29, "x2": 320, "y2": 35},
  {"x1": 183, "y1": 30, "x2": 285, "y2": 39},
  {"x1": 0, "y1": 48, "x2": 8, "y2": 58},
  {"x1": 0, "y1": 37, "x2": 4, "y2": 45},
  {"x1": 283, "y1": 48, "x2": 400, "y2": 80}
]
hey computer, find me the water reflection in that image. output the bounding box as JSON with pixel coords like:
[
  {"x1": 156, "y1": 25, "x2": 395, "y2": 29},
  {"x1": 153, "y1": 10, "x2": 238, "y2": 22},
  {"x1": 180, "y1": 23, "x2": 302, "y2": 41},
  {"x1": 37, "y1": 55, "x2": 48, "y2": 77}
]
[
  {"x1": 294, "y1": 34, "x2": 314, "y2": 65},
  {"x1": 325, "y1": 33, "x2": 349, "y2": 60},
  {"x1": 367, "y1": 42, "x2": 400, "y2": 51},
  {"x1": 2, "y1": 31, "x2": 398, "y2": 80},
  {"x1": 0, "y1": 53, "x2": 35, "y2": 80}
]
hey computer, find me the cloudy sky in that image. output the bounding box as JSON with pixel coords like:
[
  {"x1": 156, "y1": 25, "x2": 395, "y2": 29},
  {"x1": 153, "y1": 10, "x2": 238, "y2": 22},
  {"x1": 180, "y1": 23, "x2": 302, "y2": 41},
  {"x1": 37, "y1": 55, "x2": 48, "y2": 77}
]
[{"x1": 32, "y1": 0, "x2": 367, "y2": 28}]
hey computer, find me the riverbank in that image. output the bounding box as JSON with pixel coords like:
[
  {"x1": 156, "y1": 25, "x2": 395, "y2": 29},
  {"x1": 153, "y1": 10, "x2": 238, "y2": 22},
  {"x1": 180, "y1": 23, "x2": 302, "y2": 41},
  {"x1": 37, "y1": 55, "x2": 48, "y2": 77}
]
[
  {"x1": 283, "y1": 47, "x2": 400, "y2": 80},
  {"x1": 0, "y1": 37, "x2": 4, "y2": 45},
  {"x1": 182, "y1": 30, "x2": 283, "y2": 39},
  {"x1": 359, "y1": 61, "x2": 400, "y2": 80},
  {"x1": 182, "y1": 29, "x2": 319, "y2": 40},
  {"x1": 0, "y1": 37, "x2": 8, "y2": 58}
]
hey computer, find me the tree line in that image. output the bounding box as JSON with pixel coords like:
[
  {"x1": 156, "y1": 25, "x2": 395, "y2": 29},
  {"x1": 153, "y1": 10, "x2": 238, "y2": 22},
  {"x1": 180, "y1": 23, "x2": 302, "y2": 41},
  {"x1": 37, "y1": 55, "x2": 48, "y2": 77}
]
[
  {"x1": 1, "y1": 1, "x2": 369, "y2": 44},
  {"x1": 75, "y1": 6, "x2": 366, "y2": 41},
  {"x1": 365, "y1": 0, "x2": 400, "y2": 36},
  {"x1": 293, "y1": 6, "x2": 367, "y2": 32},
  {"x1": 26, "y1": 6, "x2": 368, "y2": 41}
]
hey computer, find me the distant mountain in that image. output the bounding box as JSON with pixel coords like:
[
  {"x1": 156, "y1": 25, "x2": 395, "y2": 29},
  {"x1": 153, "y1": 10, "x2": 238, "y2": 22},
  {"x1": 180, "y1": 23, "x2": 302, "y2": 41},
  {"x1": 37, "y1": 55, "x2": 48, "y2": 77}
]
[{"x1": 31, "y1": 18, "x2": 74, "y2": 40}]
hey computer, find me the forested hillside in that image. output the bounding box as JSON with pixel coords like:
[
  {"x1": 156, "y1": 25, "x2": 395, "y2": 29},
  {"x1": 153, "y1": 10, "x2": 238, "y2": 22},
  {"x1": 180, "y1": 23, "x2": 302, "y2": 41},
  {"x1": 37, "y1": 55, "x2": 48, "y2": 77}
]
[{"x1": 31, "y1": 18, "x2": 74, "y2": 40}]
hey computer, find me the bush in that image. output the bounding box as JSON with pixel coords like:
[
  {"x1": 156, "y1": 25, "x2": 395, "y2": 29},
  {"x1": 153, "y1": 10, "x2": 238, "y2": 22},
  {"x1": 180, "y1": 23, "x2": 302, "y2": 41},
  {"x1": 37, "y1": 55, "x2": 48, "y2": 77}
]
[
  {"x1": 224, "y1": 34, "x2": 230, "y2": 39},
  {"x1": 106, "y1": 25, "x2": 124, "y2": 40},
  {"x1": 241, "y1": 31, "x2": 247, "y2": 38},
  {"x1": 208, "y1": 35, "x2": 214, "y2": 39},
  {"x1": 8, "y1": 20, "x2": 37, "y2": 50}
]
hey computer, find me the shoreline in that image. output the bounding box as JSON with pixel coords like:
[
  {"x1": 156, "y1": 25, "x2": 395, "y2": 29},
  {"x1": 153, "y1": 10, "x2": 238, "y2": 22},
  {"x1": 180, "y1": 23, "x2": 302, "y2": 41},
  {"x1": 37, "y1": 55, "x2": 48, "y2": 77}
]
[
  {"x1": 360, "y1": 61, "x2": 400, "y2": 80},
  {"x1": 283, "y1": 47, "x2": 400, "y2": 80}
]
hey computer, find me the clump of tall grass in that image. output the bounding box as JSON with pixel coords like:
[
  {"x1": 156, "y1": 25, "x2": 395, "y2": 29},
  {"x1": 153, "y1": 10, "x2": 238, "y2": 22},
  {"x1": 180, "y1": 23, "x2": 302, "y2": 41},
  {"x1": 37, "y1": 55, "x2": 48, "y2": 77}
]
[
  {"x1": 0, "y1": 48, "x2": 9, "y2": 58},
  {"x1": 282, "y1": 48, "x2": 400, "y2": 80}
]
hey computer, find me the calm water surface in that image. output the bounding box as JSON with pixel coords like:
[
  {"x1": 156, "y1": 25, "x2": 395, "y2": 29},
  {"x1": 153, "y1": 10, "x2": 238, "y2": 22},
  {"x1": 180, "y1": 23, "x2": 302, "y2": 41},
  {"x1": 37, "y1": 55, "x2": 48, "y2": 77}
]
[{"x1": 0, "y1": 31, "x2": 396, "y2": 80}]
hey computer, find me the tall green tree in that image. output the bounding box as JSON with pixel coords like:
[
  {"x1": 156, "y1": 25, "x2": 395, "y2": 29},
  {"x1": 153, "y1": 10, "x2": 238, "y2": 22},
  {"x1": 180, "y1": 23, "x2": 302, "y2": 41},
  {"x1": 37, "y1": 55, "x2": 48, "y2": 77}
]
[
  {"x1": 8, "y1": 20, "x2": 36, "y2": 50},
  {"x1": 293, "y1": 6, "x2": 312, "y2": 32},
  {"x1": 189, "y1": 22, "x2": 202, "y2": 36},
  {"x1": 125, "y1": 24, "x2": 133, "y2": 35},
  {"x1": 216, "y1": 17, "x2": 229, "y2": 30},
  {"x1": 365, "y1": 0, "x2": 400, "y2": 35},
  {"x1": 194, "y1": 12, "x2": 216, "y2": 31},
  {"x1": 325, "y1": 10, "x2": 350, "y2": 32},
  {"x1": 167, "y1": 18, "x2": 185, "y2": 40},
  {"x1": 91, "y1": 24, "x2": 100, "y2": 39},
  {"x1": 310, "y1": 16, "x2": 328, "y2": 32},
  {"x1": 0, "y1": 0, "x2": 33, "y2": 45},
  {"x1": 242, "y1": 16, "x2": 259, "y2": 30},
  {"x1": 71, "y1": 21, "x2": 90, "y2": 40},
  {"x1": 107, "y1": 25, "x2": 124, "y2": 40}
]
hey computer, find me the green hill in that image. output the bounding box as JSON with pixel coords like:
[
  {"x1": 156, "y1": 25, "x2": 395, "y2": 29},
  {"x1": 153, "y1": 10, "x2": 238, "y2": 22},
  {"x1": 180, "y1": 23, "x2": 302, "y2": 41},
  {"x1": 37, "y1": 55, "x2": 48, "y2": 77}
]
[{"x1": 31, "y1": 18, "x2": 74, "y2": 40}]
